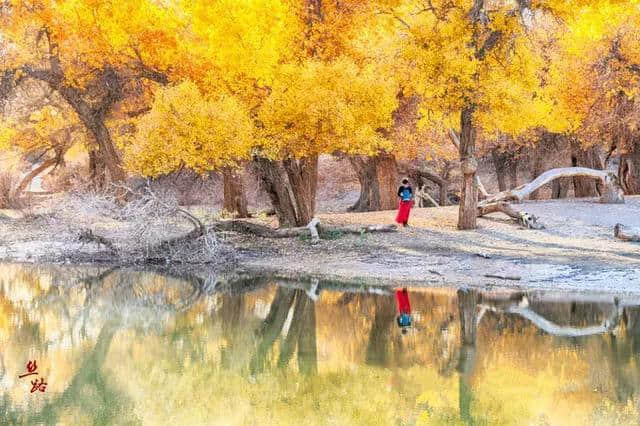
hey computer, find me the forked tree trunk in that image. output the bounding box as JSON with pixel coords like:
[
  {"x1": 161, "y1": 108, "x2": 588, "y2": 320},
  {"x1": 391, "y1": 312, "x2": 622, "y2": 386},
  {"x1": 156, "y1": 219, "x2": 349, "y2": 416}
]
[
  {"x1": 619, "y1": 141, "x2": 640, "y2": 195},
  {"x1": 222, "y1": 167, "x2": 249, "y2": 218},
  {"x1": 254, "y1": 156, "x2": 318, "y2": 227},
  {"x1": 458, "y1": 107, "x2": 478, "y2": 230},
  {"x1": 572, "y1": 141, "x2": 604, "y2": 197},
  {"x1": 349, "y1": 153, "x2": 399, "y2": 212}
]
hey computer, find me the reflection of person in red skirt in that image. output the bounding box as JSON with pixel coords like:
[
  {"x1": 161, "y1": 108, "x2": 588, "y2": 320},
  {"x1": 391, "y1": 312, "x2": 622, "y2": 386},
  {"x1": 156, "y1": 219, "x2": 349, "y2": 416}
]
[
  {"x1": 395, "y1": 288, "x2": 412, "y2": 334},
  {"x1": 395, "y1": 178, "x2": 414, "y2": 227}
]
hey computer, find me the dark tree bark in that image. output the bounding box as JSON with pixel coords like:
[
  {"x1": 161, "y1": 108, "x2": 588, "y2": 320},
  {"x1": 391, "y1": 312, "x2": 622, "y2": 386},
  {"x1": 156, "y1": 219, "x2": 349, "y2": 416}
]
[
  {"x1": 619, "y1": 140, "x2": 640, "y2": 195},
  {"x1": 253, "y1": 156, "x2": 318, "y2": 227},
  {"x1": 458, "y1": 107, "x2": 478, "y2": 230},
  {"x1": 349, "y1": 153, "x2": 399, "y2": 212},
  {"x1": 222, "y1": 167, "x2": 249, "y2": 218},
  {"x1": 491, "y1": 148, "x2": 509, "y2": 192},
  {"x1": 88, "y1": 149, "x2": 107, "y2": 189},
  {"x1": 571, "y1": 140, "x2": 604, "y2": 197}
]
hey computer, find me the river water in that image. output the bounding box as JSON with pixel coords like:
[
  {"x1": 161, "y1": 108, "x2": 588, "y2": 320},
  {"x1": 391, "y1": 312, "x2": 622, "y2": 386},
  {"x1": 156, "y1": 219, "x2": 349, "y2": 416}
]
[{"x1": 1, "y1": 263, "x2": 639, "y2": 425}]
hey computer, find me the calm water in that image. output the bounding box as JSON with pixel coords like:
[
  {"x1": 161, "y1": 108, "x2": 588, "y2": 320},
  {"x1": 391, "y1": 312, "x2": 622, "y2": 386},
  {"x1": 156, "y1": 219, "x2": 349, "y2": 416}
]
[{"x1": 1, "y1": 264, "x2": 639, "y2": 425}]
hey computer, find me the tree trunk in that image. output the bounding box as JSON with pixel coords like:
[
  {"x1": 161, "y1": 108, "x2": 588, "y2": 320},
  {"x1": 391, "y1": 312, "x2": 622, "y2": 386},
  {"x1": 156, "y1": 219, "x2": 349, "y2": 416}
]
[
  {"x1": 222, "y1": 167, "x2": 249, "y2": 218},
  {"x1": 551, "y1": 178, "x2": 570, "y2": 199},
  {"x1": 458, "y1": 107, "x2": 478, "y2": 230},
  {"x1": 619, "y1": 140, "x2": 640, "y2": 195},
  {"x1": 349, "y1": 153, "x2": 398, "y2": 212},
  {"x1": 88, "y1": 149, "x2": 107, "y2": 189},
  {"x1": 253, "y1": 158, "x2": 298, "y2": 228},
  {"x1": 254, "y1": 156, "x2": 319, "y2": 227},
  {"x1": 13, "y1": 157, "x2": 57, "y2": 198},
  {"x1": 439, "y1": 163, "x2": 451, "y2": 206},
  {"x1": 571, "y1": 141, "x2": 604, "y2": 197},
  {"x1": 491, "y1": 148, "x2": 508, "y2": 192},
  {"x1": 508, "y1": 156, "x2": 518, "y2": 189},
  {"x1": 529, "y1": 152, "x2": 545, "y2": 200},
  {"x1": 283, "y1": 155, "x2": 318, "y2": 226},
  {"x1": 57, "y1": 86, "x2": 125, "y2": 183}
]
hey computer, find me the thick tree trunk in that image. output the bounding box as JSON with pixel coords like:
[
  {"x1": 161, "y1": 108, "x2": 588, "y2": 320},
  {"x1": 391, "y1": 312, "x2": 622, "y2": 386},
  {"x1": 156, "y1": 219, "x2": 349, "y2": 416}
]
[
  {"x1": 57, "y1": 86, "x2": 125, "y2": 183},
  {"x1": 254, "y1": 156, "x2": 318, "y2": 227},
  {"x1": 254, "y1": 158, "x2": 298, "y2": 227},
  {"x1": 222, "y1": 167, "x2": 249, "y2": 218},
  {"x1": 619, "y1": 141, "x2": 640, "y2": 195},
  {"x1": 283, "y1": 155, "x2": 318, "y2": 225},
  {"x1": 349, "y1": 153, "x2": 398, "y2": 212},
  {"x1": 458, "y1": 107, "x2": 478, "y2": 230},
  {"x1": 571, "y1": 141, "x2": 604, "y2": 197},
  {"x1": 551, "y1": 177, "x2": 571, "y2": 199}
]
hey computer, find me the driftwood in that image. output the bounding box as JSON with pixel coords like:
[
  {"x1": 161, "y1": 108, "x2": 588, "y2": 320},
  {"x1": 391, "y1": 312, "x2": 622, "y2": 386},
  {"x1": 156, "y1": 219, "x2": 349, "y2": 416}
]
[
  {"x1": 614, "y1": 223, "x2": 640, "y2": 242},
  {"x1": 213, "y1": 218, "x2": 397, "y2": 241},
  {"x1": 480, "y1": 167, "x2": 625, "y2": 206},
  {"x1": 477, "y1": 202, "x2": 544, "y2": 229}
]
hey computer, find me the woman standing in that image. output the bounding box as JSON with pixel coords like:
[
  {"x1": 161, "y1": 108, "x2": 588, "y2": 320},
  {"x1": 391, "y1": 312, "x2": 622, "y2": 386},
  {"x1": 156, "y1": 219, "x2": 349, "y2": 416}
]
[{"x1": 395, "y1": 178, "x2": 413, "y2": 227}]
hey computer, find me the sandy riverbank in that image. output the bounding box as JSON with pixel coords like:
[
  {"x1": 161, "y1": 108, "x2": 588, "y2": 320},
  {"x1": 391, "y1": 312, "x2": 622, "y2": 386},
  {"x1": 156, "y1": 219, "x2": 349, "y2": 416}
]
[{"x1": 1, "y1": 196, "x2": 639, "y2": 294}]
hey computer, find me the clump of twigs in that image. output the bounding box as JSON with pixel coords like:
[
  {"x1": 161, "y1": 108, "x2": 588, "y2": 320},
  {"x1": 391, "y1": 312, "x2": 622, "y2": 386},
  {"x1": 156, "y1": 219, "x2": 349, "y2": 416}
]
[{"x1": 52, "y1": 182, "x2": 234, "y2": 265}]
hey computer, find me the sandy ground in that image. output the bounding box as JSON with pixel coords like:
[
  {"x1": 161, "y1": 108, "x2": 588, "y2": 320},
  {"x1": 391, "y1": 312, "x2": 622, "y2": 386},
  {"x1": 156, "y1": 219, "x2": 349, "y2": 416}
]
[
  {"x1": 237, "y1": 196, "x2": 640, "y2": 294},
  {"x1": 0, "y1": 196, "x2": 639, "y2": 294}
]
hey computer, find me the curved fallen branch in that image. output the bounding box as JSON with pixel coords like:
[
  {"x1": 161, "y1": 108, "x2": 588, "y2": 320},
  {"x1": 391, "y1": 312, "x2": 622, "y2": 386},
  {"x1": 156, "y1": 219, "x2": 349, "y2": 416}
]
[
  {"x1": 479, "y1": 167, "x2": 624, "y2": 206},
  {"x1": 480, "y1": 297, "x2": 622, "y2": 337},
  {"x1": 614, "y1": 223, "x2": 640, "y2": 242}
]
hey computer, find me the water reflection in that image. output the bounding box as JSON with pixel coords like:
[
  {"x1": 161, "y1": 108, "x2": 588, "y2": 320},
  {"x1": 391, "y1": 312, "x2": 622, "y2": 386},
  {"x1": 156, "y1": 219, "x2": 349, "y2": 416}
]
[{"x1": 1, "y1": 263, "x2": 639, "y2": 425}]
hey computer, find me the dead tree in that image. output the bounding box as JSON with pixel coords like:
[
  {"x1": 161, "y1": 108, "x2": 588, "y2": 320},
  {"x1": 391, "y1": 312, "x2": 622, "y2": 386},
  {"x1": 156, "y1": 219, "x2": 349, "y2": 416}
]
[{"x1": 480, "y1": 167, "x2": 625, "y2": 206}]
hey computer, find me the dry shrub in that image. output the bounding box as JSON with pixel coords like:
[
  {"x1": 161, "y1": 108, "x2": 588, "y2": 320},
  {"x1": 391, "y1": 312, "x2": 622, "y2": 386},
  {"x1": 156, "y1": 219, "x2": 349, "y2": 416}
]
[
  {"x1": 0, "y1": 170, "x2": 27, "y2": 209},
  {"x1": 53, "y1": 185, "x2": 235, "y2": 265}
]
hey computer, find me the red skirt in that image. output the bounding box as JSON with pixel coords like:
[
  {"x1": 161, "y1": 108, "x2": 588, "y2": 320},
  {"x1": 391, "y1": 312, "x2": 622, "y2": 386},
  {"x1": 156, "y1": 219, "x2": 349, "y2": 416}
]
[
  {"x1": 395, "y1": 200, "x2": 412, "y2": 224},
  {"x1": 396, "y1": 289, "x2": 411, "y2": 314}
]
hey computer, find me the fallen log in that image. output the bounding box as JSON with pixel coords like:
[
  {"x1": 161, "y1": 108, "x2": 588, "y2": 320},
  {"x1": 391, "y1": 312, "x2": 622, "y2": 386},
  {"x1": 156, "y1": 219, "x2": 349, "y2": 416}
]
[
  {"x1": 614, "y1": 223, "x2": 640, "y2": 242},
  {"x1": 477, "y1": 202, "x2": 544, "y2": 229},
  {"x1": 479, "y1": 167, "x2": 625, "y2": 206},
  {"x1": 212, "y1": 219, "x2": 397, "y2": 240}
]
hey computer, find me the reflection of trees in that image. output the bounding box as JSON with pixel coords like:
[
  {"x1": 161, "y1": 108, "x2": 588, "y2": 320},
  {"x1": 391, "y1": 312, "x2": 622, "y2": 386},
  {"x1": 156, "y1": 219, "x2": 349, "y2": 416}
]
[
  {"x1": 365, "y1": 295, "x2": 397, "y2": 367},
  {"x1": 28, "y1": 322, "x2": 130, "y2": 425},
  {"x1": 250, "y1": 288, "x2": 317, "y2": 376},
  {"x1": 457, "y1": 288, "x2": 480, "y2": 426}
]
